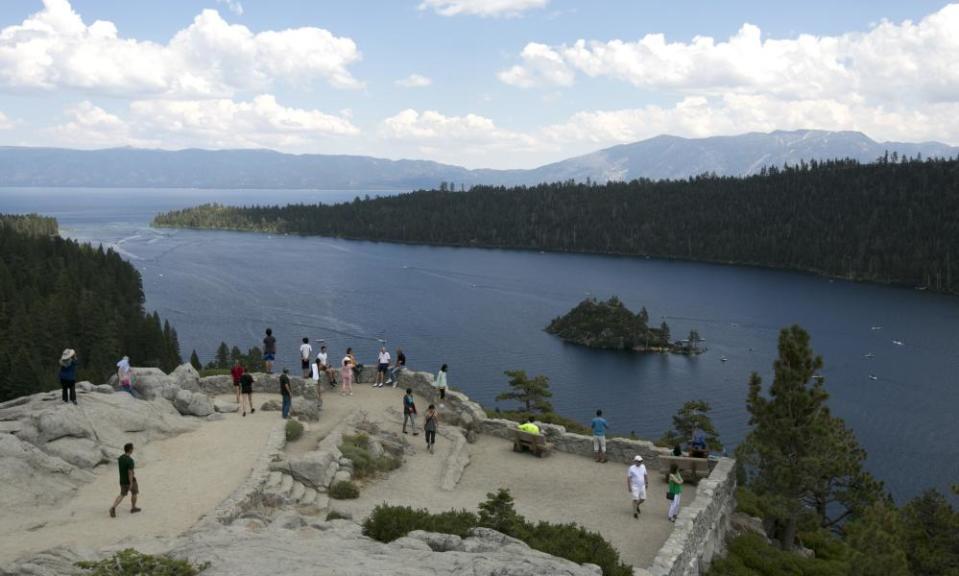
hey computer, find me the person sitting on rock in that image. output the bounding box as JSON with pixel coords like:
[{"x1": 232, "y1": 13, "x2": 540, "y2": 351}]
[
  {"x1": 116, "y1": 356, "x2": 134, "y2": 396},
  {"x1": 518, "y1": 416, "x2": 540, "y2": 435},
  {"x1": 689, "y1": 427, "x2": 708, "y2": 458},
  {"x1": 109, "y1": 443, "x2": 141, "y2": 518}
]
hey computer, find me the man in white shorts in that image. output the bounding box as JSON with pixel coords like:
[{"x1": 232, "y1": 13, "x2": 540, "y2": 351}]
[{"x1": 626, "y1": 455, "x2": 648, "y2": 518}]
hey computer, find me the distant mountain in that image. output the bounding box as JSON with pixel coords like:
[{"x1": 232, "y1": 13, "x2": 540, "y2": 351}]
[{"x1": 0, "y1": 130, "x2": 955, "y2": 189}]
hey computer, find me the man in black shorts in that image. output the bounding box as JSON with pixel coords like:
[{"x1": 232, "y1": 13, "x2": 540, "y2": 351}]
[
  {"x1": 110, "y1": 443, "x2": 141, "y2": 517},
  {"x1": 299, "y1": 337, "x2": 313, "y2": 378},
  {"x1": 240, "y1": 372, "x2": 255, "y2": 417},
  {"x1": 263, "y1": 328, "x2": 276, "y2": 374}
]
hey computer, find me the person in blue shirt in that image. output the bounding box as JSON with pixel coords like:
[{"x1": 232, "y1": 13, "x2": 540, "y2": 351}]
[
  {"x1": 591, "y1": 409, "x2": 609, "y2": 463},
  {"x1": 59, "y1": 349, "x2": 78, "y2": 405},
  {"x1": 690, "y1": 427, "x2": 708, "y2": 458}
]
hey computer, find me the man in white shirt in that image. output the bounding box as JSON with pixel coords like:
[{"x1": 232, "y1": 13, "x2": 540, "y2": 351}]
[
  {"x1": 626, "y1": 455, "x2": 648, "y2": 518},
  {"x1": 374, "y1": 346, "x2": 391, "y2": 388},
  {"x1": 299, "y1": 337, "x2": 313, "y2": 378},
  {"x1": 317, "y1": 345, "x2": 336, "y2": 388}
]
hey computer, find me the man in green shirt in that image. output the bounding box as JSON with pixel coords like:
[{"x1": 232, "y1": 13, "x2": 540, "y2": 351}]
[{"x1": 109, "y1": 442, "x2": 141, "y2": 518}]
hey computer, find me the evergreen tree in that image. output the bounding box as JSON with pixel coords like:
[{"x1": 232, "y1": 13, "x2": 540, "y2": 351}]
[
  {"x1": 189, "y1": 350, "x2": 201, "y2": 371},
  {"x1": 899, "y1": 490, "x2": 959, "y2": 576},
  {"x1": 214, "y1": 342, "x2": 230, "y2": 369},
  {"x1": 658, "y1": 400, "x2": 723, "y2": 451},
  {"x1": 846, "y1": 501, "x2": 910, "y2": 576},
  {"x1": 496, "y1": 370, "x2": 553, "y2": 414}
]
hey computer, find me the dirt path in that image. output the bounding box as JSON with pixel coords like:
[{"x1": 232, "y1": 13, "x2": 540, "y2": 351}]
[
  {"x1": 306, "y1": 383, "x2": 695, "y2": 569},
  {"x1": 0, "y1": 405, "x2": 278, "y2": 564}
]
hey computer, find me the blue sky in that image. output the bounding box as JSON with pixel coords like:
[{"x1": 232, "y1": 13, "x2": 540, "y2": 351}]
[{"x1": 0, "y1": 0, "x2": 956, "y2": 168}]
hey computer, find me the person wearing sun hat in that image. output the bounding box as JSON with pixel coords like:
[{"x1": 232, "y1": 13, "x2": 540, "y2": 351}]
[
  {"x1": 626, "y1": 455, "x2": 648, "y2": 519},
  {"x1": 58, "y1": 348, "x2": 78, "y2": 405}
]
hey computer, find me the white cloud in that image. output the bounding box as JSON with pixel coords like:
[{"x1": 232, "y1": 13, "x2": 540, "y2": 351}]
[
  {"x1": 0, "y1": 0, "x2": 362, "y2": 97},
  {"x1": 419, "y1": 0, "x2": 548, "y2": 17},
  {"x1": 216, "y1": 0, "x2": 244, "y2": 16},
  {"x1": 396, "y1": 73, "x2": 433, "y2": 88},
  {"x1": 499, "y1": 3, "x2": 959, "y2": 108},
  {"x1": 0, "y1": 111, "x2": 13, "y2": 130},
  {"x1": 47, "y1": 95, "x2": 359, "y2": 150}
]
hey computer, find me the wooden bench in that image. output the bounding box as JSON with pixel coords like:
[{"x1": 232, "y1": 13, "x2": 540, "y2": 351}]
[
  {"x1": 512, "y1": 430, "x2": 553, "y2": 457},
  {"x1": 659, "y1": 455, "x2": 712, "y2": 481}
]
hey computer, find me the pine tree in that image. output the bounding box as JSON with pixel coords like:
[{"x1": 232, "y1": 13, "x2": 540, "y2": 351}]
[
  {"x1": 658, "y1": 400, "x2": 723, "y2": 451},
  {"x1": 215, "y1": 342, "x2": 230, "y2": 369},
  {"x1": 496, "y1": 370, "x2": 553, "y2": 414},
  {"x1": 189, "y1": 350, "x2": 201, "y2": 371}
]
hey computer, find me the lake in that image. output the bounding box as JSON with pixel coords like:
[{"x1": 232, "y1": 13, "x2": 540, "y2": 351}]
[{"x1": 2, "y1": 187, "x2": 957, "y2": 504}]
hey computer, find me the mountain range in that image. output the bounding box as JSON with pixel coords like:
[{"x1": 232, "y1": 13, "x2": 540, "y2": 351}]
[{"x1": 0, "y1": 130, "x2": 955, "y2": 190}]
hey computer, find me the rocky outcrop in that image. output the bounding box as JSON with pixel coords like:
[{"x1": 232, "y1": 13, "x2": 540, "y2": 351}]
[
  {"x1": 259, "y1": 397, "x2": 320, "y2": 421},
  {"x1": 173, "y1": 389, "x2": 215, "y2": 417}
]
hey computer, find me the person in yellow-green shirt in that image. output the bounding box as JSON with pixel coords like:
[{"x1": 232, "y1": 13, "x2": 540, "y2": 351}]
[{"x1": 518, "y1": 416, "x2": 540, "y2": 434}]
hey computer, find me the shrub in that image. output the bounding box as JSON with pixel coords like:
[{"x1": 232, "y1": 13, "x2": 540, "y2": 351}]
[
  {"x1": 521, "y1": 521, "x2": 632, "y2": 576},
  {"x1": 363, "y1": 504, "x2": 478, "y2": 543},
  {"x1": 493, "y1": 409, "x2": 590, "y2": 435},
  {"x1": 339, "y1": 434, "x2": 400, "y2": 479},
  {"x1": 285, "y1": 419, "x2": 304, "y2": 442},
  {"x1": 708, "y1": 532, "x2": 851, "y2": 576},
  {"x1": 76, "y1": 549, "x2": 209, "y2": 576},
  {"x1": 329, "y1": 480, "x2": 359, "y2": 499},
  {"x1": 326, "y1": 510, "x2": 351, "y2": 521}
]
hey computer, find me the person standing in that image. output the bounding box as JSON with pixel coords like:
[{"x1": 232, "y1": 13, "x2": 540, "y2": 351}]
[
  {"x1": 299, "y1": 338, "x2": 313, "y2": 378},
  {"x1": 280, "y1": 368, "x2": 292, "y2": 419},
  {"x1": 117, "y1": 356, "x2": 134, "y2": 396},
  {"x1": 240, "y1": 372, "x2": 255, "y2": 416},
  {"x1": 340, "y1": 353, "x2": 354, "y2": 396},
  {"x1": 387, "y1": 348, "x2": 406, "y2": 388},
  {"x1": 433, "y1": 364, "x2": 449, "y2": 403},
  {"x1": 667, "y1": 464, "x2": 685, "y2": 522},
  {"x1": 424, "y1": 404, "x2": 438, "y2": 454},
  {"x1": 317, "y1": 345, "x2": 336, "y2": 388},
  {"x1": 346, "y1": 347, "x2": 362, "y2": 384},
  {"x1": 402, "y1": 388, "x2": 418, "y2": 435},
  {"x1": 591, "y1": 409, "x2": 609, "y2": 463},
  {"x1": 109, "y1": 443, "x2": 141, "y2": 518},
  {"x1": 627, "y1": 455, "x2": 648, "y2": 518},
  {"x1": 59, "y1": 349, "x2": 78, "y2": 405},
  {"x1": 374, "y1": 346, "x2": 391, "y2": 387},
  {"x1": 262, "y1": 328, "x2": 276, "y2": 374},
  {"x1": 230, "y1": 359, "x2": 245, "y2": 405}
]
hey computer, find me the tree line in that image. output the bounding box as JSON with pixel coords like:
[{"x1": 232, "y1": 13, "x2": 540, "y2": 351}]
[
  {"x1": 154, "y1": 156, "x2": 959, "y2": 294},
  {"x1": 0, "y1": 214, "x2": 182, "y2": 402}
]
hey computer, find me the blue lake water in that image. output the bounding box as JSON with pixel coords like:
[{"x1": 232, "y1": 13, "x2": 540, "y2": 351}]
[{"x1": 2, "y1": 187, "x2": 957, "y2": 504}]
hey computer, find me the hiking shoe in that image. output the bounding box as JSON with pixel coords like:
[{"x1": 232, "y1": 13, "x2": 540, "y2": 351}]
[
  {"x1": 242, "y1": 412, "x2": 246, "y2": 417},
  {"x1": 131, "y1": 507, "x2": 142, "y2": 514},
  {"x1": 251, "y1": 408, "x2": 255, "y2": 414},
  {"x1": 109, "y1": 507, "x2": 116, "y2": 518},
  {"x1": 633, "y1": 512, "x2": 638, "y2": 519},
  {"x1": 413, "y1": 432, "x2": 419, "y2": 436}
]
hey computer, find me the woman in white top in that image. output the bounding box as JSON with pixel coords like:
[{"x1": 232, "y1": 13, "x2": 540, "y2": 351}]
[
  {"x1": 433, "y1": 364, "x2": 449, "y2": 402},
  {"x1": 117, "y1": 356, "x2": 133, "y2": 396}
]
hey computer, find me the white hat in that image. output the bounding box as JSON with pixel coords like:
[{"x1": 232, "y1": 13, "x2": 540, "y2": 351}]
[
  {"x1": 633, "y1": 455, "x2": 644, "y2": 463},
  {"x1": 61, "y1": 349, "x2": 76, "y2": 362}
]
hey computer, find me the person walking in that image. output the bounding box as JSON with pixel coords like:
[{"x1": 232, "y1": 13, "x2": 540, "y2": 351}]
[
  {"x1": 402, "y1": 388, "x2": 418, "y2": 435},
  {"x1": 59, "y1": 349, "x2": 78, "y2": 405},
  {"x1": 263, "y1": 328, "x2": 277, "y2": 374},
  {"x1": 109, "y1": 443, "x2": 141, "y2": 517},
  {"x1": 433, "y1": 364, "x2": 449, "y2": 403},
  {"x1": 424, "y1": 404, "x2": 438, "y2": 454},
  {"x1": 340, "y1": 353, "x2": 354, "y2": 396},
  {"x1": 374, "y1": 346, "x2": 391, "y2": 388},
  {"x1": 387, "y1": 348, "x2": 406, "y2": 387},
  {"x1": 280, "y1": 368, "x2": 292, "y2": 419},
  {"x1": 299, "y1": 337, "x2": 313, "y2": 378},
  {"x1": 117, "y1": 356, "x2": 134, "y2": 396},
  {"x1": 591, "y1": 409, "x2": 609, "y2": 463},
  {"x1": 240, "y1": 372, "x2": 255, "y2": 416},
  {"x1": 627, "y1": 455, "x2": 648, "y2": 518},
  {"x1": 317, "y1": 345, "x2": 337, "y2": 388},
  {"x1": 667, "y1": 464, "x2": 685, "y2": 522},
  {"x1": 230, "y1": 359, "x2": 245, "y2": 405}
]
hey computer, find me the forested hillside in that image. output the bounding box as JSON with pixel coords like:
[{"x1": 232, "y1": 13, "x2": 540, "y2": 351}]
[
  {"x1": 154, "y1": 156, "x2": 959, "y2": 293},
  {"x1": 0, "y1": 214, "x2": 181, "y2": 401}
]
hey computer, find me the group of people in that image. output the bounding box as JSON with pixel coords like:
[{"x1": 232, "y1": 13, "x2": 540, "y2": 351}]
[{"x1": 57, "y1": 349, "x2": 138, "y2": 405}]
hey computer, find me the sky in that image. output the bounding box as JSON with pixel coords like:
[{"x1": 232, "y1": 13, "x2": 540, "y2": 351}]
[{"x1": 0, "y1": 0, "x2": 956, "y2": 169}]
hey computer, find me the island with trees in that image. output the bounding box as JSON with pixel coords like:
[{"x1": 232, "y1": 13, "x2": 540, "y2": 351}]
[
  {"x1": 545, "y1": 297, "x2": 702, "y2": 354},
  {"x1": 154, "y1": 155, "x2": 959, "y2": 294}
]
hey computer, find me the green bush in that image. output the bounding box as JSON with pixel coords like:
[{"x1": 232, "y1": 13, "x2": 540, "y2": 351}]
[
  {"x1": 708, "y1": 533, "x2": 851, "y2": 576},
  {"x1": 326, "y1": 510, "x2": 351, "y2": 521},
  {"x1": 363, "y1": 504, "x2": 479, "y2": 543},
  {"x1": 362, "y1": 489, "x2": 631, "y2": 576},
  {"x1": 285, "y1": 419, "x2": 304, "y2": 442},
  {"x1": 339, "y1": 434, "x2": 401, "y2": 479},
  {"x1": 76, "y1": 549, "x2": 209, "y2": 576},
  {"x1": 329, "y1": 480, "x2": 359, "y2": 499}
]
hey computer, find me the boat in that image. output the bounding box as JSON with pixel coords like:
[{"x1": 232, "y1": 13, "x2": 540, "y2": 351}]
[
  {"x1": 871, "y1": 326, "x2": 882, "y2": 331},
  {"x1": 720, "y1": 356, "x2": 728, "y2": 362},
  {"x1": 868, "y1": 375, "x2": 878, "y2": 381},
  {"x1": 865, "y1": 353, "x2": 875, "y2": 359},
  {"x1": 892, "y1": 340, "x2": 904, "y2": 346}
]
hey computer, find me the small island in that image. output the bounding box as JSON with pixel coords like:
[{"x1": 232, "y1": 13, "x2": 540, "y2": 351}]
[{"x1": 545, "y1": 297, "x2": 703, "y2": 355}]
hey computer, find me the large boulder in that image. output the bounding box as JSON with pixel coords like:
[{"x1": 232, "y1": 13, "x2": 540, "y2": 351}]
[
  {"x1": 198, "y1": 375, "x2": 234, "y2": 396},
  {"x1": 214, "y1": 400, "x2": 239, "y2": 413},
  {"x1": 130, "y1": 368, "x2": 174, "y2": 400},
  {"x1": 42, "y1": 437, "x2": 104, "y2": 468},
  {"x1": 174, "y1": 390, "x2": 214, "y2": 417},
  {"x1": 287, "y1": 451, "x2": 339, "y2": 491},
  {"x1": 170, "y1": 363, "x2": 201, "y2": 392},
  {"x1": 36, "y1": 405, "x2": 94, "y2": 443},
  {"x1": 0, "y1": 434, "x2": 94, "y2": 509},
  {"x1": 174, "y1": 390, "x2": 194, "y2": 415}
]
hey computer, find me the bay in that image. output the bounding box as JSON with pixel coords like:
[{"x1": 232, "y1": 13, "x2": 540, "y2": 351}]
[{"x1": 2, "y1": 187, "x2": 957, "y2": 504}]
